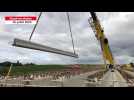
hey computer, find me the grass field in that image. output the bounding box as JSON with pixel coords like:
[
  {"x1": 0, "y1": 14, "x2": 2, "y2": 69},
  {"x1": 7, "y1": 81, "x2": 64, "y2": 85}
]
[{"x1": 0, "y1": 64, "x2": 105, "y2": 76}]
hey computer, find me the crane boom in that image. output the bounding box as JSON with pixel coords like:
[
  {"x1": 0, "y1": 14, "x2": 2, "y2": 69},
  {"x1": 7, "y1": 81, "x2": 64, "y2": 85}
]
[{"x1": 89, "y1": 12, "x2": 115, "y2": 69}]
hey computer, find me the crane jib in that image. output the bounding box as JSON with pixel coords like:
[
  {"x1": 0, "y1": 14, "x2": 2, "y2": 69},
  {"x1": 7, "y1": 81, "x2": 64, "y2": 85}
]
[
  {"x1": 90, "y1": 12, "x2": 97, "y2": 21},
  {"x1": 89, "y1": 12, "x2": 115, "y2": 66}
]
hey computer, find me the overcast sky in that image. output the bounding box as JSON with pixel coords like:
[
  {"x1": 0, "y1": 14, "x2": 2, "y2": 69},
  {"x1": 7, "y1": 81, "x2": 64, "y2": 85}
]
[{"x1": 0, "y1": 12, "x2": 134, "y2": 64}]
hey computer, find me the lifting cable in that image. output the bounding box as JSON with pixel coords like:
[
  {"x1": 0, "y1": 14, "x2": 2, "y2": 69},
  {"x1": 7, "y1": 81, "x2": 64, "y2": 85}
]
[
  {"x1": 13, "y1": 12, "x2": 78, "y2": 58},
  {"x1": 28, "y1": 12, "x2": 77, "y2": 55},
  {"x1": 29, "y1": 12, "x2": 42, "y2": 41},
  {"x1": 66, "y1": 12, "x2": 76, "y2": 54}
]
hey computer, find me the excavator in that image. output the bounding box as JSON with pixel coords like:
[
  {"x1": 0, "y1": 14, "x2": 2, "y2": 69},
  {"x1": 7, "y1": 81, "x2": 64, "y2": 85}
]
[{"x1": 89, "y1": 12, "x2": 115, "y2": 71}]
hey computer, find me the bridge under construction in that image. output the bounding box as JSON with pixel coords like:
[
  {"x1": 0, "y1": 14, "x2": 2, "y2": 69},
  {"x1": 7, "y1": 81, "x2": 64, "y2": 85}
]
[{"x1": 0, "y1": 12, "x2": 134, "y2": 87}]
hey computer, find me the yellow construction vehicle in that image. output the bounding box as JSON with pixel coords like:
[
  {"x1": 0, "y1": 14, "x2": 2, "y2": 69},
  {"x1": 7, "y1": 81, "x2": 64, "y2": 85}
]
[{"x1": 89, "y1": 12, "x2": 115, "y2": 70}]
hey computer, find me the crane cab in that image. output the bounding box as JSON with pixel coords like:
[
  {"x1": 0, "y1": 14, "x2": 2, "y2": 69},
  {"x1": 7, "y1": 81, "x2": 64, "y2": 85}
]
[{"x1": 106, "y1": 64, "x2": 114, "y2": 72}]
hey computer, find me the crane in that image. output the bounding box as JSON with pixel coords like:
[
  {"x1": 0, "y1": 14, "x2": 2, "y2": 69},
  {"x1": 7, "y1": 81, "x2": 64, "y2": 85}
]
[
  {"x1": 89, "y1": 12, "x2": 115, "y2": 70},
  {"x1": 12, "y1": 12, "x2": 114, "y2": 70}
]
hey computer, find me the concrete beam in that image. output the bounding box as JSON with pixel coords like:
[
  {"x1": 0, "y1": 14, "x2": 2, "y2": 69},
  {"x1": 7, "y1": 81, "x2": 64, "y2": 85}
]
[{"x1": 12, "y1": 38, "x2": 78, "y2": 58}]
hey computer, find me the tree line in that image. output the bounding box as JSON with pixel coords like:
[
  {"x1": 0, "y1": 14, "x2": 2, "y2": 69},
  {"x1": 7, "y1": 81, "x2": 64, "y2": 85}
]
[{"x1": 0, "y1": 61, "x2": 35, "y2": 67}]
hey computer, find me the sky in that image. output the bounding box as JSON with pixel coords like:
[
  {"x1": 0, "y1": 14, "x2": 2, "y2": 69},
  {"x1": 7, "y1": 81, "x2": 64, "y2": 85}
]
[{"x1": 0, "y1": 12, "x2": 134, "y2": 64}]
